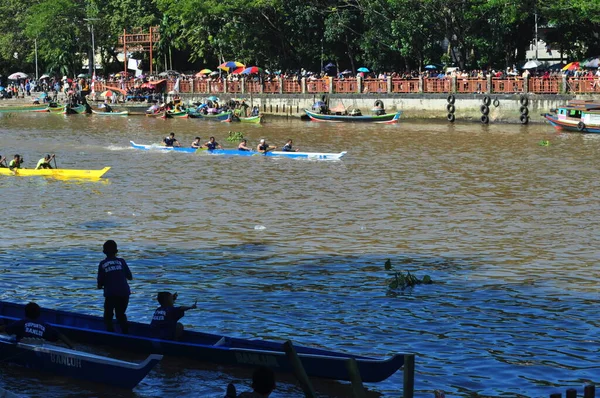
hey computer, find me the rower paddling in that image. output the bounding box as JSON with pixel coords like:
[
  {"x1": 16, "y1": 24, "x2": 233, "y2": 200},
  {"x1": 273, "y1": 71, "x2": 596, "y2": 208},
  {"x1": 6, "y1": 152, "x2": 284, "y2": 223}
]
[
  {"x1": 281, "y1": 139, "x2": 299, "y2": 152},
  {"x1": 191, "y1": 137, "x2": 202, "y2": 149},
  {"x1": 202, "y1": 136, "x2": 223, "y2": 150},
  {"x1": 238, "y1": 139, "x2": 251, "y2": 151},
  {"x1": 257, "y1": 139, "x2": 276, "y2": 153},
  {"x1": 8, "y1": 155, "x2": 23, "y2": 170},
  {"x1": 35, "y1": 154, "x2": 55, "y2": 170},
  {"x1": 163, "y1": 132, "x2": 180, "y2": 147}
]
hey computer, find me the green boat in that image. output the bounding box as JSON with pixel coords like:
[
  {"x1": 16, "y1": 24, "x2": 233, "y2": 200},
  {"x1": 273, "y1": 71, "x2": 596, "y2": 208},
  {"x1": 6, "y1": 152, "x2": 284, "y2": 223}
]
[
  {"x1": 0, "y1": 105, "x2": 50, "y2": 113},
  {"x1": 228, "y1": 114, "x2": 262, "y2": 124},
  {"x1": 63, "y1": 104, "x2": 88, "y2": 114}
]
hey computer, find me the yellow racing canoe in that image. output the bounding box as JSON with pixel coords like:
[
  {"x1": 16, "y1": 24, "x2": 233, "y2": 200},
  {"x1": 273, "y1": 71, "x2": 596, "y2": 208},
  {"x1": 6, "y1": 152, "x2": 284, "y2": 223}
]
[{"x1": 0, "y1": 167, "x2": 111, "y2": 179}]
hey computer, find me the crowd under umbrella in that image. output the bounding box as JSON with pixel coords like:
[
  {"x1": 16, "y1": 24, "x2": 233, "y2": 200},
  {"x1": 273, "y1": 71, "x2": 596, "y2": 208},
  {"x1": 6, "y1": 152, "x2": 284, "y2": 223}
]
[
  {"x1": 241, "y1": 66, "x2": 263, "y2": 74},
  {"x1": 8, "y1": 72, "x2": 28, "y2": 80},
  {"x1": 159, "y1": 70, "x2": 180, "y2": 77},
  {"x1": 562, "y1": 62, "x2": 580, "y2": 71},
  {"x1": 583, "y1": 57, "x2": 600, "y2": 68},
  {"x1": 218, "y1": 61, "x2": 244, "y2": 72},
  {"x1": 522, "y1": 60, "x2": 543, "y2": 69},
  {"x1": 195, "y1": 69, "x2": 212, "y2": 77}
]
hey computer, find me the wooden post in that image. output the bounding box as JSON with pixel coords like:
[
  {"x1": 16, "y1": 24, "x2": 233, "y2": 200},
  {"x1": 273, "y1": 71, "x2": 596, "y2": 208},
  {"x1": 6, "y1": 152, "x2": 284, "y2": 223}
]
[
  {"x1": 345, "y1": 358, "x2": 367, "y2": 398},
  {"x1": 278, "y1": 76, "x2": 283, "y2": 94},
  {"x1": 523, "y1": 75, "x2": 529, "y2": 93},
  {"x1": 301, "y1": 77, "x2": 306, "y2": 94},
  {"x1": 356, "y1": 76, "x2": 362, "y2": 94},
  {"x1": 418, "y1": 76, "x2": 423, "y2": 93},
  {"x1": 149, "y1": 27, "x2": 153, "y2": 75},
  {"x1": 123, "y1": 29, "x2": 127, "y2": 76},
  {"x1": 486, "y1": 74, "x2": 492, "y2": 94},
  {"x1": 451, "y1": 75, "x2": 457, "y2": 93},
  {"x1": 241, "y1": 77, "x2": 245, "y2": 95},
  {"x1": 329, "y1": 77, "x2": 333, "y2": 94},
  {"x1": 403, "y1": 354, "x2": 415, "y2": 398},
  {"x1": 283, "y1": 340, "x2": 317, "y2": 398},
  {"x1": 584, "y1": 385, "x2": 595, "y2": 398},
  {"x1": 566, "y1": 389, "x2": 577, "y2": 398},
  {"x1": 550, "y1": 393, "x2": 562, "y2": 398},
  {"x1": 387, "y1": 76, "x2": 392, "y2": 94}
]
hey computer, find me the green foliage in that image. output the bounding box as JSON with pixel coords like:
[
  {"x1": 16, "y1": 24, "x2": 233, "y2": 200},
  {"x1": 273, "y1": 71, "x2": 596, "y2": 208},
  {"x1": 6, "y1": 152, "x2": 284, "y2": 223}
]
[
  {"x1": 385, "y1": 259, "x2": 433, "y2": 290},
  {"x1": 226, "y1": 131, "x2": 245, "y2": 142},
  {"x1": 2, "y1": 0, "x2": 600, "y2": 76}
]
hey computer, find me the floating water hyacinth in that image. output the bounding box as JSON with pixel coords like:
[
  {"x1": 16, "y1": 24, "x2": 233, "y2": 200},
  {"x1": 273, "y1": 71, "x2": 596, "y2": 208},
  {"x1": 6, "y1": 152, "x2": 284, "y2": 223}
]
[
  {"x1": 226, "y1": 131, "x2": 245, "y2": 142},
  {"x1": 385, "y1": 259, "x2": 433, "y2": 290},
  {"x1": 254, "y1": 225, "x2": 266, "y2": 230}
]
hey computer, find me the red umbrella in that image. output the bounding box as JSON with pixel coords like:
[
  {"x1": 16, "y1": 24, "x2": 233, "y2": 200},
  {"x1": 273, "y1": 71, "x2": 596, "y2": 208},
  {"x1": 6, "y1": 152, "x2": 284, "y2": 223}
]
[
  {"x1": 562, "y1": 62, "x2": 580, "y2": 71},
  {"x1": 241, "y1": 66, "x2": 263, "y2": 74},
  {"x1": 231, "y1": 67, "x2": 245, "y2": 74}
]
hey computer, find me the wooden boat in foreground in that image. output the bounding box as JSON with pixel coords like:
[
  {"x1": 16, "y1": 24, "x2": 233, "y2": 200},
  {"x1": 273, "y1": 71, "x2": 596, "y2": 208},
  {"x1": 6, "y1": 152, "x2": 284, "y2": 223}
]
[
  {"x1": 304, "y1": 109, "x2": 401, "y2": 124},
  {"x1": 62, "y1": 104, "x2": 88, "y2": 115},
  {"x1": 187, "y1": 110, "x2": 232, "y2": 121},
  {"x1": 544, "y1": 100, "x2": 600, "y2": 133},
  {"x1": 0, "y1": 105, "x2": 49, "y2": 113},
  {"x1": 0, "y1": 167, "x2": 110, "y2": 179},
  {"x1": 0, "y1": 335, "x2": 161, "y2": 389},
  {"x1": 130, "y1": 141, "x2": 347, "y2": 160},
  {"x1": 0, "y1": 301, "x2": 402, "y2": 382},
  {"x1": 227, "y1": 114, "x2": 263, "y2": 124}
]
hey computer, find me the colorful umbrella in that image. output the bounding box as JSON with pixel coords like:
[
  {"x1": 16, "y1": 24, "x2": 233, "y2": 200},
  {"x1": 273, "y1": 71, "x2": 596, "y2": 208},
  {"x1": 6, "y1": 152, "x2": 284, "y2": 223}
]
[
  {"x1": 231, "y1": 67, "x2": 245, "y2": 75},
  {"x1": 522, "y1": 60, "x2": 542, "y2": 69},
  {"x1": 583, "y1": 57, "x2": 600, "y2": 68},
  {"x1": 218, "y1": 61, "x2": 244, "y2": 72},
  {"x1": 562, "y1": 62, "x2": 580, "y2": 71},
  {"x1": 100, "y1": 90, "x2": 114, "y2": 98},
  {"x1": 241, "y1": 66, "x2": 263, "y2": 74},
  {"x1": 195, "y1": 69, "x2": 212, "y2": 77},
  {"x1": 357, "y1": 67, "x2": 369, "y2": 73},
  {"x1": 8, "y1": 72, "x2": 28, "y2": 80}
]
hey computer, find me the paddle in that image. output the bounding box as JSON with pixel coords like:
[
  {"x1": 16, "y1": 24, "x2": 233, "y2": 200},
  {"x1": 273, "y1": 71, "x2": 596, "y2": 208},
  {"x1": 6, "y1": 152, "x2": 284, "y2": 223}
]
[{"x1": 52, "y1": 154, "x2": 57, "y2": 169}]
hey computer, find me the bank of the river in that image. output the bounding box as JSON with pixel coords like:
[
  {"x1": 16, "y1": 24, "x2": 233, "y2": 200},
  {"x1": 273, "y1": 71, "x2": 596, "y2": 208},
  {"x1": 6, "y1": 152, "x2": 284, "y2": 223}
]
[{"x1": 3, "y1": 92, "x2": 600, "y2": 124}]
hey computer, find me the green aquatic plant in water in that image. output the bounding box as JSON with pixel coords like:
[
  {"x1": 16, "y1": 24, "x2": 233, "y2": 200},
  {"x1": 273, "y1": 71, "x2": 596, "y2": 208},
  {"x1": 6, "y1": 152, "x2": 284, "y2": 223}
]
[
  {"x1": 226, "y1": 131, "x2": 244, "y2": 142},
  {"x1": 385, "y1": 259, "x2": 433, "y2": 290}
]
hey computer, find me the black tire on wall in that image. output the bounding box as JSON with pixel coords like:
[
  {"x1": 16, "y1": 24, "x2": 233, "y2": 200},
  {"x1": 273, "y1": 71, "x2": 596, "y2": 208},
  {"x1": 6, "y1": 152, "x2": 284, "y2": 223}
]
[
  {"x1": 493, "y1": 98, "x2": 500, "y2": 107},
  {"x1": 483, "y1": 96, "x2": 491, "y2": 106},
  {"x1": 481, "y1": 115, "x2": 489, "y2": 124},
  {"x1": 480, "y1": 105, "x2": 490, "y2": 115},
  {"x1": 447, "y1": 113, "x2": 455, "y2": 122},
  {"x1": 520, "y1": 114, "x2": 529, "y2": 124},
  {"x1": 519, "y1": 95, "x2": 528, "y2": 106},
  {"x1": 577, "y1": 121, "x2": 585, "y2": 131},
  {"x1": 446, "y1": 103, "x2": 455, "y2": 113},
  {"x1": 374, "y1": 100, "x2": 384, "y2": 108},
  {"x1": 520, "y1": 106, "x2": 529, "y2": 116},
  {"x1": 447, "y1": 94, "x2": 455, "y2": 104}
]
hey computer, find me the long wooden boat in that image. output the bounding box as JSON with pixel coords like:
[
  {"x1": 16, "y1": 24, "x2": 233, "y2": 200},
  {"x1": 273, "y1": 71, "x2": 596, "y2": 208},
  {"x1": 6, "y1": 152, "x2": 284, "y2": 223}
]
[
  {"x1": 48, "y1": 105, "x2": 65, "y2": 113},
  {"x1": 130, "y1": 141, "x2": 347, "y2": 160},
  {"x1": 161, "y1": 110, "x2": 189, "y2": 119},
  {"x1": 304, "y1": 109, "x2": 401, "y2": 124},
  {"x1": 62, "y1": 104, "x2": 88, "y2": 115},
  {"x1": 91, "y1": 109, "x2": 129, "y2": 116},
  {"x1": 187, "y1": 110, "x2": 232, "y2": 121},
  {"x1": 0, "y1": 301, "x2": 403, "y2": 382},
  {"x1": 0, "y1": 334, "x2": 161, "y2": 389},
  {"x1": 0, "y1": 167, "x2": 111, "y2": 178},
  {"x1": 0, "y1": 105, "x2": 49, "y2": 113},
  {"x1": 544, "y1": 100, "x2": 600, "y2": 133},
  {"x1": 227, "y1": 114, "x2": 263, "y2": 124}
]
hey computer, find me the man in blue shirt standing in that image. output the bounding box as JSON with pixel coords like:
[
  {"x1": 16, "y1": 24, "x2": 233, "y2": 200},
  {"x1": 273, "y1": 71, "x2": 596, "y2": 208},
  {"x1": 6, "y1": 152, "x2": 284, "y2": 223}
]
[{"x1": 97, "y1": 240, "x2": 132, "y2": 334}]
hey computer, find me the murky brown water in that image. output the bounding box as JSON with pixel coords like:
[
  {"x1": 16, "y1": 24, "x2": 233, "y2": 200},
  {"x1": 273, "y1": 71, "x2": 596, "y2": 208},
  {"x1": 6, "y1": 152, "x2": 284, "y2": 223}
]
[{"x1": 0, "y1": 113, "x2": 599, "y2": 397}]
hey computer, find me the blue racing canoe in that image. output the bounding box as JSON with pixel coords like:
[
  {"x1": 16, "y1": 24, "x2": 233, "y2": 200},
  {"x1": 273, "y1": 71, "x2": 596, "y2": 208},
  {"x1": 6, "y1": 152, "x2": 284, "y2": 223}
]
[
  {"x1": 0, "y1": 334, "x2": 161, "y2": 389},
  {"x1": 130, "y1": 141, "x2": 347, "y2": 160},
  {"x1": 0, "y1": 301, "x2": 403, "y2": 382}
]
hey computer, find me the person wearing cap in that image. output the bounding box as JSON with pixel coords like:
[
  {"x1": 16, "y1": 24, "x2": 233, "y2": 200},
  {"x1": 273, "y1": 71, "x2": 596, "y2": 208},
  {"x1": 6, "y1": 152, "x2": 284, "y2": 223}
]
[
  {"x1": 97, "y1": 240, "x2": 133, "y2": 334},
  {"x1": 163, "y1": 132, "x2": 180, "y2": 147},
  {"x1": 191, "y1": 137, "x2": 202, "y2": 148},
  {"x1": 8, "y1": 155, "x2": 23, "y2": 170},
  {"x1": 257, "y1": 139, "x2": 276, "y2": 153},
  {"x1": 201, "y1": 136, "x2": 223, "y2": 150},
  {"x1": 35, "y1": 154, "x2": 55, "y2": 169}
]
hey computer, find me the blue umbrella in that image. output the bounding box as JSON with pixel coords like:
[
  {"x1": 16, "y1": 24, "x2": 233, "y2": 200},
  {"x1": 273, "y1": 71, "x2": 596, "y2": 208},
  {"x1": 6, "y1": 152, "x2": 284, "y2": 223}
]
[
  {"x1": 425, "y1": 64, "x2": 443, "y2": 70},
  {"x1": 207, "y1": 96, "x2": 219, "y2": 102},
  {"x1": 323, "y1": 63, "x2": 335, "y2": 71},
  {"x1": 0, "y1": 86, "x2": 4, "y2": 91},
  {"x1": 357, "y1": 67, "x2": 369, "y2": 73}
]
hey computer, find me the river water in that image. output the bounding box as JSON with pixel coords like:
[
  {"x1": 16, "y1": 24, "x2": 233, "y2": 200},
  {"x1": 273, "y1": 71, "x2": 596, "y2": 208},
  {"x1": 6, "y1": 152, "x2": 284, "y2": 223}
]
[{"x1": 0, "y1": 113, "x2": 599, "y2": 397}]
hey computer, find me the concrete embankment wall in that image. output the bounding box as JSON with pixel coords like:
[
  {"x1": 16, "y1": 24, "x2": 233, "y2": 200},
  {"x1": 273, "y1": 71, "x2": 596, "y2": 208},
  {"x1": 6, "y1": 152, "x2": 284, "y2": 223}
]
[{"x1": 173, "y1": 93, "x2": 590, "y2": 123}]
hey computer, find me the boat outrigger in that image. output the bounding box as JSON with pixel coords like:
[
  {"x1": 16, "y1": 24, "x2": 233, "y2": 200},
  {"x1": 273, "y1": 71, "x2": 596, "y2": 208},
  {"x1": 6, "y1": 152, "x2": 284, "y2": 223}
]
[
  {"x1": 130, "y1": 141, "x2": 347, "y2": 160},
  {"x1": 0, "y1": 301, "x2": 404, "y2": 382},
  {"x1": 0, "y1": 335, "x2": 161, "y2": 389},
  {"x1": 544, "y1": 100, "x2": 600, "y2": 133}
]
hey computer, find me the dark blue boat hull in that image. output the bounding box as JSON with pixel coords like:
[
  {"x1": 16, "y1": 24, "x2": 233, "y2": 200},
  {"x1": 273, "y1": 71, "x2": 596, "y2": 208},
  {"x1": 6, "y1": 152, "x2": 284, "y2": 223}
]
[
  {"x1": 0, "y1": 336, "x2": 161, "y2": 389},
  {"x1": 0, "y1": 301, "x2": 403, "y2": 382}
]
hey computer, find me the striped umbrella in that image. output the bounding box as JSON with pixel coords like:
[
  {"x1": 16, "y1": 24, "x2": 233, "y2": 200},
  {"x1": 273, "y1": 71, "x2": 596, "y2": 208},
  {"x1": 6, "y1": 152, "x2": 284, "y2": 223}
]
[
  {"x1": 561, "y1": 62, "x2": 580, "y2": 71},
  {"x1": 241, "y1": 66, "x2": 263, "y2": 75},
  {"x1": 218, "y1": 61, "x2": 245, "y2": 72},
  {"x1": 195, "y1": 69, "x2": 212, "y2": 77}
]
